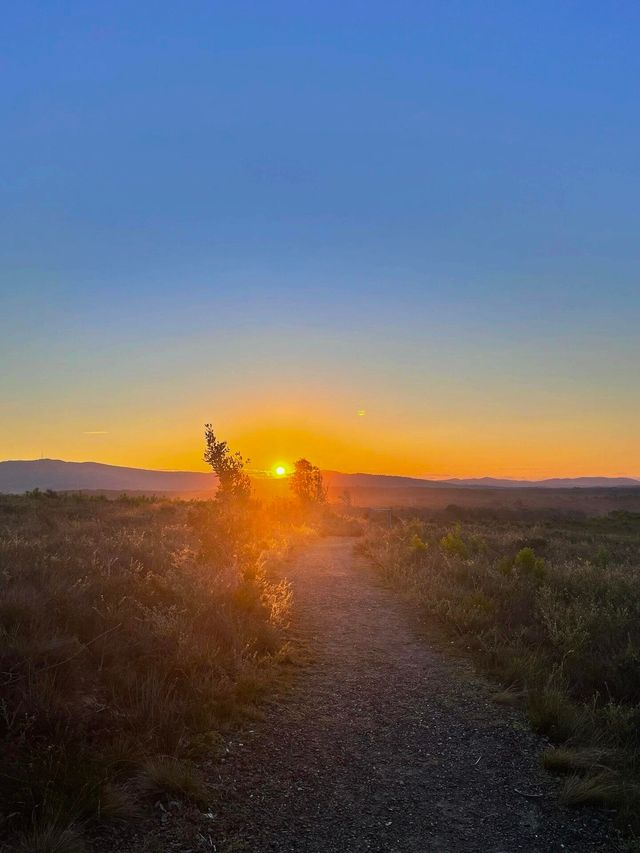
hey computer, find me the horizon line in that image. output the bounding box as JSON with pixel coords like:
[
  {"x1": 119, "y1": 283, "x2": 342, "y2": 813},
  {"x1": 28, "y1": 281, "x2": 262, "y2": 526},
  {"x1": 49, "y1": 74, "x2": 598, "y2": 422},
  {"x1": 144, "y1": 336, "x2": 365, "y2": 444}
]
[{"x1": 2, "y1": 457, "x2": 639, "y2": 484}]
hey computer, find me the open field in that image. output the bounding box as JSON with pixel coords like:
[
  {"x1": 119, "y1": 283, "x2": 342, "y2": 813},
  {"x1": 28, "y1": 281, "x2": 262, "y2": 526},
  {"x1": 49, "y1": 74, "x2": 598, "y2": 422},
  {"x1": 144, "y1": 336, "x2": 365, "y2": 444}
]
[
  {"x1": 0, "y1": 492, "x2": 307, "y2": 852},
  {"x1": 339, "y1": 485, "x2": 640, "y2": 514},
  {"x1": 361, "y1": 510, "x2": 640, "y2": 830},
  {"x1": 2, "y1": 490, "x2": 637, "y2": 851}
]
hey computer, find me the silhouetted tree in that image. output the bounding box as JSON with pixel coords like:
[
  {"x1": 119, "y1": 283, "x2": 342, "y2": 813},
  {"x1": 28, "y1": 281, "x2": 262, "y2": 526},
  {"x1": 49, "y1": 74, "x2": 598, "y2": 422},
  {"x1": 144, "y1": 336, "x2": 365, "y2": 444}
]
[
  {"x1": 290, "y1": 458, "x2": 326, "y2": 504},
  {"x1": 203, "y1": 424, "x2": 251, "y2": 502}
]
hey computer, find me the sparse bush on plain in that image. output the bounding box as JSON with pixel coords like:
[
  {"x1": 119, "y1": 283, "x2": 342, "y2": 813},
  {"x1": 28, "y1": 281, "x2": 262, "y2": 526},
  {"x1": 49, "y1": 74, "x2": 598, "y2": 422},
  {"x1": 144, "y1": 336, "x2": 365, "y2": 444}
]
[
  {"x1": 290, "y1": 458, "x2": 326, "y2": 505},
  {"x1": 514, "y1": 546, "x2": 546, "y2": 581},
  {"x1": 439, "y1": 525, "x2": 468, "y2": 559},
  {"x1": 410, "y1": 533, "x2": 428, "y2": 552}
]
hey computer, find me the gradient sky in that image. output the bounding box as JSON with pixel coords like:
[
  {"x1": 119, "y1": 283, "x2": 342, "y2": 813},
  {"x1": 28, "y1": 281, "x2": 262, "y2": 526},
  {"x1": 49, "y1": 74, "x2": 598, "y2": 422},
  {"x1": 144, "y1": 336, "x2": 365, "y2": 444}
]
[{"x1": 2, "y1": 1, "x2": 639, "y2": 478}]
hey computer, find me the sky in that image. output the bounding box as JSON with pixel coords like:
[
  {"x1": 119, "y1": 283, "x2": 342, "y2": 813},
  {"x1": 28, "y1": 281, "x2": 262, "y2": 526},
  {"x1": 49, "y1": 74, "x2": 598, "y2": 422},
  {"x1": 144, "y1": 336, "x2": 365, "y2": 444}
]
[{"x1": 1, "y1": 1, "x2": 639, "y2": 478}]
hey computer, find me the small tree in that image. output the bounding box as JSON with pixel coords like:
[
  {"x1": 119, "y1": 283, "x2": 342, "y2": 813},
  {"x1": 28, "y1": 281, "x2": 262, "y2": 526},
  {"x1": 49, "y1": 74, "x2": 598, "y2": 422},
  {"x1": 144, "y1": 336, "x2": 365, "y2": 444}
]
[
  {"x1": 290, "y1": 458, "x2": 326, "y2": 504},
  {"x1": 203, "y1": 424, "x2": 251, "y2": 502}
]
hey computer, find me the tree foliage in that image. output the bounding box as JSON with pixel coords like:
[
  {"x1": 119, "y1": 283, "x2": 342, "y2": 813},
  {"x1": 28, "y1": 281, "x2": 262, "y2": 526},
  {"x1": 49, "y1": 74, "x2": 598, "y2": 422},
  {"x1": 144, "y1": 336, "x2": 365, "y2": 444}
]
[
  {"x1": 203, "y1": 424, "x2": 251, "y2": 502},
  {"x1": 290, "y1": 458, "x2": 326, "y2": 504}
]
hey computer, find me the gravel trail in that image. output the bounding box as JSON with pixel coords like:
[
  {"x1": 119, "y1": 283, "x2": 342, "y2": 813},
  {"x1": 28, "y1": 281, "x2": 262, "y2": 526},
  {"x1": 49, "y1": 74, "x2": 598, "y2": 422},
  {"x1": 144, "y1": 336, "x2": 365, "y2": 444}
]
[{"x1": 213, "y1": 537, "x2": 616, "y2": 852}]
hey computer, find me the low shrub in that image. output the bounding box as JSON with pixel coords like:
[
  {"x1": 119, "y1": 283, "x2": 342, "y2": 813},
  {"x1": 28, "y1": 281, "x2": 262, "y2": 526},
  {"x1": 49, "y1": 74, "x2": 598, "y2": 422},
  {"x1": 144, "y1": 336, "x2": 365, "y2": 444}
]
[
  {"x1": 0, "y1": 493, "x2": 300, "y2": 848},
  {"x1": 361, "y1": 512, "x2": 640, "y2": 823}
]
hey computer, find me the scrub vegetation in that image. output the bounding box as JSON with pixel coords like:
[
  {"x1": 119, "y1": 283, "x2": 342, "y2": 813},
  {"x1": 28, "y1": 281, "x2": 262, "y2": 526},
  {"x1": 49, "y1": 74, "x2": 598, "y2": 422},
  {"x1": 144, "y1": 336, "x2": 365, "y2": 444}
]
[
  {"x1": 0, "y1": 489, "x2": 314, "y2": 852},
  {"x1": 3, "y1": 417, "x2": 637, "y2": 850},
  {"x1": 361, "y1": 510, "x2": 640, "y2": 827}
]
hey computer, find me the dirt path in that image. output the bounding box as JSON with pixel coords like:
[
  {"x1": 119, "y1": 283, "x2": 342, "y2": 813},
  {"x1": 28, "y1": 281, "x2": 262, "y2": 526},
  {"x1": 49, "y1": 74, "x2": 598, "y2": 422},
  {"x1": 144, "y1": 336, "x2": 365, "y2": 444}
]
[{"x1": 211, "y1": 537, "x2": 616, "y2": 852}]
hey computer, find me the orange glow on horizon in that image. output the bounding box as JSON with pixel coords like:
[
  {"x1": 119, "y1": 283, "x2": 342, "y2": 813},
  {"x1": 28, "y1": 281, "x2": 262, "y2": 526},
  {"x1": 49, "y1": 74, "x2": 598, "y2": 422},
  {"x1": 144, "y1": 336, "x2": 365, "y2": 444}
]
[{"x1": 6, "y1": 397, "x2": 640, "y2": 481}]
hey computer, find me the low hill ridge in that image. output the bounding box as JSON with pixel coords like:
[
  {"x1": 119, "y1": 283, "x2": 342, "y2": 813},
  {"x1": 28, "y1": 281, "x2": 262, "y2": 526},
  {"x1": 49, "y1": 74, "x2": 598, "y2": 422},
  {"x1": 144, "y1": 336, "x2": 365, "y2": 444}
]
[
  {"x1": 323, "y1": 471, "x2": 640, "y2": 489},
  {"x1": 0, "y1": 459, "x2": 637, "y2": 494},
  {"x1": 0, "y1": 459, "x2": 216, "y2": 493}
]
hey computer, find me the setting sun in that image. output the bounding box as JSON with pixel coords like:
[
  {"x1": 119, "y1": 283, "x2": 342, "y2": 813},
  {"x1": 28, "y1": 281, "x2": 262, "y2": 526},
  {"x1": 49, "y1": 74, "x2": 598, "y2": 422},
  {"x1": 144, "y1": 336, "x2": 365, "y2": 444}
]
[{"x1": 275, "y1": 465, "x2": 287, "y2": 477}]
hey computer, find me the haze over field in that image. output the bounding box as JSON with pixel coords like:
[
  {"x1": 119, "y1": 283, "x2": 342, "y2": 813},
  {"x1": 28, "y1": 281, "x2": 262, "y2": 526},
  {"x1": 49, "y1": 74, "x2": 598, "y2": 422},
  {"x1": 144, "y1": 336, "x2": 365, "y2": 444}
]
[{"x1": 2, "y1": 458, "x2": 638, "y2": 496}]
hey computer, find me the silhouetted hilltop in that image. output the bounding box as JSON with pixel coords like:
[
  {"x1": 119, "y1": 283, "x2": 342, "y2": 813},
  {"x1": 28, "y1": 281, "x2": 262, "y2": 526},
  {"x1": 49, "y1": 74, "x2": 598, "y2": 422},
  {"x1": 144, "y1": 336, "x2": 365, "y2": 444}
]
[
  {"x1": 322, "y1": 471, "x2": 640, "y2": 489},
  {"x1": 0, "y1": 459, "x2": 215, "y2": 494},
  {"x1": 0, "y1": 459, "x2": 637, "y2": 495}
]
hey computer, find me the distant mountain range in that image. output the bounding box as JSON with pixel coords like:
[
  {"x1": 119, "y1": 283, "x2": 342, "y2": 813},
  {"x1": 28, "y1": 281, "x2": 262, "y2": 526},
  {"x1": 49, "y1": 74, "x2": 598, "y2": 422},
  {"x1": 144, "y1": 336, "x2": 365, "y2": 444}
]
[
  {"x1": 322, "y1": 472, "x2": 640, "y2": 489},
  {"x1": 0, "y1": 459, "x2": 638, "y2": 495}
]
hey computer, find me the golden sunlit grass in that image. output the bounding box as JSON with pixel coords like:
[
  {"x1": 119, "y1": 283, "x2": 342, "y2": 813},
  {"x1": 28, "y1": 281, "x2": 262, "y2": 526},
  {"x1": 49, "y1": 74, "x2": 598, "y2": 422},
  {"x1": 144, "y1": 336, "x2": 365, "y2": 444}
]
[{"x1": 0, "y1": 491, "x2": 306, "y2": 850}]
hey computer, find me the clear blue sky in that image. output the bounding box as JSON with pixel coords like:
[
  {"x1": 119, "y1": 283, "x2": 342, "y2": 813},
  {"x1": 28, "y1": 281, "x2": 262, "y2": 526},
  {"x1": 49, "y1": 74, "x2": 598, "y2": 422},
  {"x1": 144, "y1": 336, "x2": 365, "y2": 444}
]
[{"x1": 2, "y1": 1, "x2": 639, "y2": 476}]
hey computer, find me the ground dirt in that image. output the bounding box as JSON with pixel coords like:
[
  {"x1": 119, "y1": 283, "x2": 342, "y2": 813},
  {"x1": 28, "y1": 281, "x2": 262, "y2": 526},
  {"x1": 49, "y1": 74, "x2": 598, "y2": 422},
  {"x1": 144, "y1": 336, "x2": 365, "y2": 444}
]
[{"x1": 105, "y1": 537, "x2": 620, "y2": 853}]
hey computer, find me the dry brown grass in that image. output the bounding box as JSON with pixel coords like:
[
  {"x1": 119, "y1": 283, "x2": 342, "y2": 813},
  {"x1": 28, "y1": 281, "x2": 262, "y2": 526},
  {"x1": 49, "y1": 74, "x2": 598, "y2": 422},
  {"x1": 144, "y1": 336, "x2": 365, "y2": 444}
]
[
  {"x1": 133, "y1": 756, "x2": 209, "y2": 805},
  {"x1": 561, "y1": 773, "x2": 621, "y2": 807},
  {"x1": 491, "y1": 686, "x2": 527, "y2": 707},
  {"x1": 361, "y1": 511, "x2": 640, "y2": 823},
  {"x1": 14, "y1": 824, "x2": 86, "y2": 853},
  {"x1": 0, "y1": 492, "x2": 307, "y2": 850},
  {"x1": 542, "y1": 747, "x2": 617, "y2": 775}
]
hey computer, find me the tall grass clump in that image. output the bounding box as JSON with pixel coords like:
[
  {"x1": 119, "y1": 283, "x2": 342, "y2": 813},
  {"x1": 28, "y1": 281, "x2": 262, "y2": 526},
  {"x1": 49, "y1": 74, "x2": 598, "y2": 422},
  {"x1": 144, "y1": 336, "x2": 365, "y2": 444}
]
[
  {"x1": 361, "y1": 511, "x2": 640, "y2": 823},
  {"x1": 0, "y1": 491, "x2": 300, "y2": 849}
]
